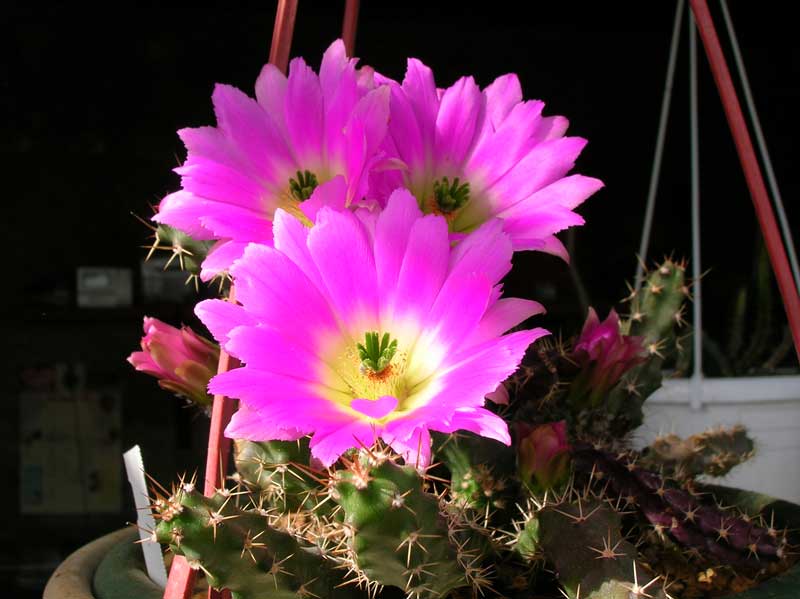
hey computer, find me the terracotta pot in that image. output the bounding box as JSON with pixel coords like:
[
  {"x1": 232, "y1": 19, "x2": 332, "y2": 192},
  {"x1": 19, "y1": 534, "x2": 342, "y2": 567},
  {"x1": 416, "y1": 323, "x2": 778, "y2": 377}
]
[{"x1": 43, "y1": 527, "x2": 163, "y2": 599}]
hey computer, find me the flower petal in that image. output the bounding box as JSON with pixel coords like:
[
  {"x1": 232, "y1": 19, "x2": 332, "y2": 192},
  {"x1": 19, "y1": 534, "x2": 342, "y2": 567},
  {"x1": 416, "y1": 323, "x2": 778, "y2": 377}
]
[
  {"x1": 434, "y1": 76, "x2": 484, "y2": 168},
  {"x1": 286, "y1": 57, "x2": 324, "y2": 165},
  {"x1": 307, "y1": 208, "x2": 379, "y2": 333}
]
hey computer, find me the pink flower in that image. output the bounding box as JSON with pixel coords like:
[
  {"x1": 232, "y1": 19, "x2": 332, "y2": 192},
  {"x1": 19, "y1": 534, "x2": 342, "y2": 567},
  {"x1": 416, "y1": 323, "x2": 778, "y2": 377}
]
[
  {"x1": 153, "y1": 40, "x2": 390, "y2": 280},
  {"x1": 516, "y1": 420, "x2": 571, "y2": 490},
  {"x1": 371, "y1": 59, "x2": 603, "y2": 259},
  {"x1": 128, "y1": 317, "x2": 219, "y2": 407},
  {"x1": 195, "y1": 188, "x2": 548, "y2": 467},
  {"x1": 572, "y1": 308, "x2": 647, "y2": 401}
]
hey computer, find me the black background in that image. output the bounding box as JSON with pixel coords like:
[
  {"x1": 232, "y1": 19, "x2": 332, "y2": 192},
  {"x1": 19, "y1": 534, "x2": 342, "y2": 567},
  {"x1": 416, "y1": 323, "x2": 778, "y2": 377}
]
[{"x1": 2, "y1": 1, "x2": 798, "y2": 595}]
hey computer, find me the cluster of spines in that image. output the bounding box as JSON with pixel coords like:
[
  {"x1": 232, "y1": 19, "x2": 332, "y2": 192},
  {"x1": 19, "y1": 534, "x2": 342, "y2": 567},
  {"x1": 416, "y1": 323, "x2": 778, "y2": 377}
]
[
  {"x1": 593, "y1": 258, "x2": 692, "y2": 439},
  {"x1": 641, "y1": 425, "x2": 756, "y2": 480},
  {"x1": 432, "y1": 431, "x2": 516, "y2": 523},
  {"x1": 148, "y1": 474, "x2": 359, "y2": 599},
  {"x1": 234, "y1": 439, "x2": 328, "y2": 515},
  {"x1": 331, "y1": 446, "x2": 496, "y2": 599},
  {"x1": 506, "y1": 483, "x2": 673, "y2": 599},
  {"x1": 135, "y1": 215, "x2": 214, "y2": 290},
  {"x1": 571, "y1": 443, "x2": 789, "y2": 572}
]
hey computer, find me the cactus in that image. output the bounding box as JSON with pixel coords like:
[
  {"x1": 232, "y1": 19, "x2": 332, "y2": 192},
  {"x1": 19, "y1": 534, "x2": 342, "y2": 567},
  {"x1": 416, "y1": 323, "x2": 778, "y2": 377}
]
[
  {"x1": 432, "y1": 431, "x2": 516, "y2": 520},
  {"x1": 703, "y1": 242, "x2": 794, "y2": 376},
  {"x1": 518, "y1": 496, "x2": 669, "y2": 599},
  {"x1": 233, "y1": 438, "x2": 327, "y2": 514},
  {"x1": 597, "y1": 258, "x2": 690, "y2": 438},
  {"x1": 137, "y1": 216, "x2": 214, "y2": 289},
  {"x1": 331, "y1": 449, "x2": 495, "y2": 599},
  {"x1": 145, "y1": 250, "x2": 797, "y2": 599},
  {"x1": 641, "y1": 425, "x2": 756, "y2": 480},
  {"x1": 571, "y1": 444, "x2": 788, "y2": 571},
  {"x1": 153, "y1": 482, "x2": 362, "y2": 599}
]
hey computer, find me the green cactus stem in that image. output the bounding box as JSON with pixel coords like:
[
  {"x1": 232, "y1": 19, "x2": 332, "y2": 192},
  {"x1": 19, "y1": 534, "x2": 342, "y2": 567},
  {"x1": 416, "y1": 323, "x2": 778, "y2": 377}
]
[
  {"x1": 153, "y1": 485, "x2": 361, "y2": 599},
  {"x1": 641, "y1": 425, "x2": 755, "y2": 480},
  {"x1": 572, "y1": 443, "x2": 787, "y2": 571},
  {"x1": 233, "y1": 438, "x2": 326, "y2": 514},
  {"x1": 331, "y1": 449, "x2": 494, "y2": 598},
  {"x1": 514, "y1": 495, "x2": 667, "y2": 599}
]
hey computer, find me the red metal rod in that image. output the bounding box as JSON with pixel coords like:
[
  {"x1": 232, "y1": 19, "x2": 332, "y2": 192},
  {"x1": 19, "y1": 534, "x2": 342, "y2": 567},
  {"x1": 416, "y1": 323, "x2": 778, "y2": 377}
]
[
  {"x1": 203, "y1": 340, "x2": 241, "y2": 493},
  {"x1": 689, "y1": 0, "x2": 800, "y2": 362},
  {"x1": 342, "y1": 0, "x2": 361, "y2": 56},
  {"x1": 270, "y1": 0, "x2": 299, "y2": 72},
  {"x1": 204, "y1": 291, "x2": 240, "y2": 599}
]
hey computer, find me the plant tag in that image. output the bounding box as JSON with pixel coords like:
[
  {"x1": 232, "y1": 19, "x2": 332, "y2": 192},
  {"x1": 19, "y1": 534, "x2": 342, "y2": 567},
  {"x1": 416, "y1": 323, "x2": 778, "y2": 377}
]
[{"x1": 124, "y1": 445, "x2": 168, "y2": 588}]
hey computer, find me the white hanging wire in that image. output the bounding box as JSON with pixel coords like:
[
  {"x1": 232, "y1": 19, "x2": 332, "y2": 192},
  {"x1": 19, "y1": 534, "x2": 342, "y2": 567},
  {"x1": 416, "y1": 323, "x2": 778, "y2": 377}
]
[
  {"x1": 635, "y1": 0, "x2": 686, "y2": 291},
  {"x1": 689, "y1": 9, "x2": 704, "y2": 409},
  {"x1": 719, "y1": 0, "x2": 800, "y2": 295}
]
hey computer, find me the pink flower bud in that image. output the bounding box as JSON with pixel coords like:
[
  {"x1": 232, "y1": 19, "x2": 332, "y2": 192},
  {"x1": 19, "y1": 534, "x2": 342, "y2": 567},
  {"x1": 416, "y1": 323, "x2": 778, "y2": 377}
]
[
  {"x1": 128, "y1": 317, "x2": 219, "y2": 407},
  {"x1": 573, "y1": 308, "x2": 647, "y2": 401},
  {"x1": 516, "y1": 420, "x2": 571, "y2": 490}
]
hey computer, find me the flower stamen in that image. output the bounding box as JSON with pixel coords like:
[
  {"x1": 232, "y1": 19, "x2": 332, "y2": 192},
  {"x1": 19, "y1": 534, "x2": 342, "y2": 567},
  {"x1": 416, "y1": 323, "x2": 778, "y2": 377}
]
[
  {"x1": 357, "y1": 332, "x2": 398, "y2": 375},
  {"x1": 432, "y1": 176, "x2": 470, "y2": 214},
  {"x1": 288, "y1": 170, "x2": 319, "y2": 202}
]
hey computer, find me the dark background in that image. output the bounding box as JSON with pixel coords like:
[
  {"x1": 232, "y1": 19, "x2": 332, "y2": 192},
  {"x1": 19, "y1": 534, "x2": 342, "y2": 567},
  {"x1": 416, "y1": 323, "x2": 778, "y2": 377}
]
[{"x1": 2, "y1": 2, "x2": 798, "y2": 596}]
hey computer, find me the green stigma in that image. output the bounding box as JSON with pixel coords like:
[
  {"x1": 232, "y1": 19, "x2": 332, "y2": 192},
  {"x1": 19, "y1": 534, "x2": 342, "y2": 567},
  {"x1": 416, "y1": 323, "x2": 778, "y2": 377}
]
[
  {"x1": 288, "y1": 170, "x2": 319, "y2": 202},
  {"x1": 357, "y1": 331, "x2": 398, "y2": 375},
  {"x1": 432, "y1": 176, "x2": 470, "y2": 214}
]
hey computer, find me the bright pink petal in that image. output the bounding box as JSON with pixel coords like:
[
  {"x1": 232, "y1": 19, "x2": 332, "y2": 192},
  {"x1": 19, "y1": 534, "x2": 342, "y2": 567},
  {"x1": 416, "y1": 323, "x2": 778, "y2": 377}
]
[
  {"x1": 212, "y1": 84, "x2": 292, "y2": 181},
  {"x1": 224, "y1": 325, "x2": 326, "y2": 379},
  {"x1": 448, "y1": 219, "x2": 512, "y2": 285},
  {"x1": 532, "y1": 115, "x2": 570, "y2": 143},
  {"x1": 402, "y1": 59, "x2": 439, "y2": 145},
  {"x1": 483, "y1": 73, "x2": 523, "y2": 129},
  {"x1": 154, "y1": 191, "x2": 216, "y2": 240},
  {"x1": 307, "y1": 208, "x2": 379, "y2": 331},
  {"x1": 254, "y1": 64, "x2": 288, "y2": 134},
  {"x1": 299, "y1": 176, "x2": 348, "y2": 222},
  {"x1": 309, "y1": 421, "x2": 378, "y2": 466},
  {"x1": 390, "y1": 214, "x2": 449, "y2": 325},
  {"x1": 467, "y1": 100, "x2": 546, "y2": 186},
  {"x1": 466, "y1": 298, "x2": 546, "y2": 346},
  {"x1": 434, "y1": 408, "x2": 511, "y2": 445},
  {"x1": 382, "y1": 427, "x2": 431, "y2": 469},
  {"x1": 434, "y1": 76, "x2": 484, "y2": 168},
  {"x1": 486, "y1": 137, "x2": 589, "y2": 213},
  {"x1": 226, "y1": 403, "x2": 306, "y2": 441},
  {"x1": 513, "y1": 234, "x2": 570, "y2": 261},
  {"x1": 351, "y1": 395, "x2": 398, "y2": 419},
  {"x1": 271, "y1": 209, "x2": 325, "y2": 291},
  {"x1": 485, "y1": 383, "x2": 509, "y2": 405},
  {"x1": 195, "y1": 299, "x2": 257, "y2": 346},
  {"x1": 373, "y1": 188, "x2": 423, "y2": 318},
  {"x1": 285, "y1": 57, "x2": 324, "y2": 164},
  {"x1": 230, "y1": 244, "x2": 341, "y2": 347},
  {"x1": 343, "y1": 86, "x2": 391, "y2": 202},
  {"x1": 500, "y1": 174, "x2": 604, "y2": 217},
  {"x1": 200, "y1": 240, "x2": 252, "y2": 281},
  {"x1": 438, "y1": 328, "x2": 550, "y2": 407},
  {"x1": 386, "y1": 84, "x2": 425, "y2": 170}
]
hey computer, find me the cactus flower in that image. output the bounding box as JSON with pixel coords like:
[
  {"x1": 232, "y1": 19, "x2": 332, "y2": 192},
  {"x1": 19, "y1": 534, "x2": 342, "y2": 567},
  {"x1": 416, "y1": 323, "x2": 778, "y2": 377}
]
[
  {"x1": 516, "y1": 420, "x2": 571, "y2": 490},
  {"x1": 196, "y1": 188, "x2": 548, "y2": 467},
  {"x1": 572, "y1": 308, "x2": 647, "y2": 404},
  {"x1": 371, "y1": 59, "x2": 603, "y2": 259},
  {"x1": 128, "y1": 317, "x2": 219, "y2": 407},
  {"x1": 153, "y1": 39, "x2": 391, "y2": 280}
]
